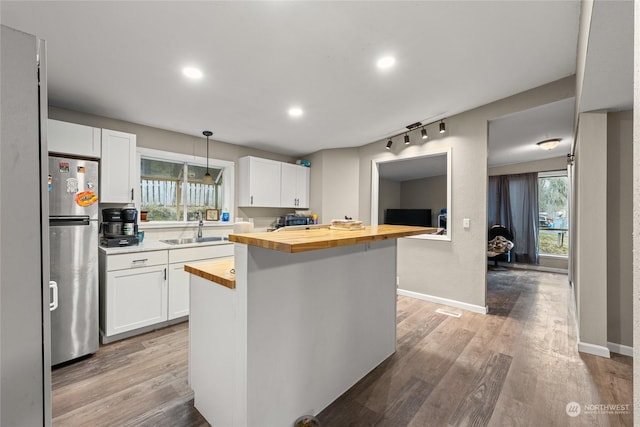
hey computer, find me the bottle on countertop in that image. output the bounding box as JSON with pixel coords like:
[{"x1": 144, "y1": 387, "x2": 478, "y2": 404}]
[{"x1": 221, "y1": 207, "x2": 230, "y2": 222}]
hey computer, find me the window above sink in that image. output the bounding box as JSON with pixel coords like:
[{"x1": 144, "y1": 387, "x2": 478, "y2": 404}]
[{"x1": 135, "y1": 148, "x2": 235, "y2": 227}]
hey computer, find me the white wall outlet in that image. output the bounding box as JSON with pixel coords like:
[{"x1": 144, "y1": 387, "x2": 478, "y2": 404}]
[{"x1": 463, "y1": 218, "x2": 470, "y2": 229}]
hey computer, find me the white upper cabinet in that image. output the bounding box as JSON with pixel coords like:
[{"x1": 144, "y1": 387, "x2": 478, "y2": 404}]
[
  {"x1": 280, "y1": 163, "x2": 309, "y2": 208},
  {"x1": 48, "y1": 119, "x2": 101, "y2": 158},
  {"x1": 100, "y1": 129, "x2": 137, "y2": 204},
  {"x1": 238, "y1": 156, "x2": 282, "y2": 207}
]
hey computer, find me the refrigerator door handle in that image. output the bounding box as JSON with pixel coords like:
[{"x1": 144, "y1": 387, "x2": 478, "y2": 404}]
[{"x1": 49, "y1": 280, "x2": 58, "y2": 311}]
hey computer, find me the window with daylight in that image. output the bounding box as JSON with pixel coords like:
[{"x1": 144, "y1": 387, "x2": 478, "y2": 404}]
[
  {"x1": 538, "y1": 171, "x2": 569, "y2": 257},
  {"x1": 138, "y1": 148, "x2": 234, "y2": 223}
]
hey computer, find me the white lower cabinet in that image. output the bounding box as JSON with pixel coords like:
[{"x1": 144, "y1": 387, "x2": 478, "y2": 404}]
[
  {"x1": 100, "y1": 249, "x2": 169, "y2": 341},
  {"x1": 168, "y1": 263, "x2": 190, "y2": 320},
  {"x1": 167, "y1": 244, "x2": 234, "y2": 320},
  {"x1": 106, "y1": 264, "x2": 167, "y2": 336},
  {"x1": 100, "y1": 244, "x2": 233, "y2": 342}
]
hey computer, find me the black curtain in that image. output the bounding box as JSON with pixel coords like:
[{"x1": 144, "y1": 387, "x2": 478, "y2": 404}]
[{"x1": 488, "y1": 173, "x2": 539, "y2": 264}]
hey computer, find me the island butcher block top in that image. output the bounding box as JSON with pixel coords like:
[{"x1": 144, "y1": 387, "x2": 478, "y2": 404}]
[
  {"x1": 184, "y1": 258, "x2": 235, "y2": 289},
  {"x1": 228, "y1": 224, "x2": 436, "y2": 253}
]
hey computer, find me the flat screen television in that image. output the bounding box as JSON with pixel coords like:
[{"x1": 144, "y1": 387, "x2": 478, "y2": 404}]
[{"x1": 384, "y1": 209, "x2": 432, "y2": 227}]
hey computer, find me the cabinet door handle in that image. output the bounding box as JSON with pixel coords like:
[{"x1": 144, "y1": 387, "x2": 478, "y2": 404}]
[
  {"x1": 251, "y1": 195, "x2": 253, "y2": 205},
  {"x1": 164, "y1": 268, "x2": 167, "y2": 281},
  {"x1": 49, "y1": 281, "x2": 58, "y2": 311},
  {"x1": 131, "y1": 188, "x2": 134, "y2": 201}
]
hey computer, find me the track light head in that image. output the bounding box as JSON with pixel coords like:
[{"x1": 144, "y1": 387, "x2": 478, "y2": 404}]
[
  {"x1": 439, "y1": 121, "x2": 446, "y2": 134},
  {"x1": 404, "y1": 134, "x2": 410, "y2": 145},
  {"x1": 421, "y1": 128, "x2": 428, "y2": 140},
  {"x1": 386, "y1": 139, "x2": 393, "y2": 150}
]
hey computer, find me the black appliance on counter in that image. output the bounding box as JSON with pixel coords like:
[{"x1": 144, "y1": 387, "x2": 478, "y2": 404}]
[
  {"x1": 100, "y1": 208, "x2": 139, "y2": 247},
  {"x1": 275, "y1": 214, "x2": 313, "y2": 229}
]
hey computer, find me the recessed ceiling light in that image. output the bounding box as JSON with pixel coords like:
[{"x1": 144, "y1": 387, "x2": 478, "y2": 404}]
[
  {"x1": 288, "y1": 107, "x2": 303, "y2": 117},
  {"x1": 376, "y1": 56, "x2": 396, "y2": 69},
  {"x1": 182, "y1": 67, "x2": 203, "y2": 79}
]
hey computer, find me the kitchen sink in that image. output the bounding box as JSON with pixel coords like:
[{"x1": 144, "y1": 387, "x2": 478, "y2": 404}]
[{"x1": 161, "y1": 236, "x2": 229, "y2": 245}]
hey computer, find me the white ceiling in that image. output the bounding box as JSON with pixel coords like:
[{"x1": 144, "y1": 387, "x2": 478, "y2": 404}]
[
  {"x1": 1, "y1": 0, "x2": 583, "y2": 159},
  {"x1": 488, "y1": 98, "x2": 574, "y2": 168},
  {"x1": 3, "y1": 1, "x2": 631, "y2": 167}
]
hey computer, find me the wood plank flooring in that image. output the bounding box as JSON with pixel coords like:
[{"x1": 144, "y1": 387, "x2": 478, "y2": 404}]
[{"x1": 52, "y1": 269, "x2": 632, "y2": 426}]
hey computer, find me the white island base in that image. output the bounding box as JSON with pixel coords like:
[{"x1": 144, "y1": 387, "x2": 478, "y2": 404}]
[{"x1": 189, "y1": 239, "x2": 397, "y2": 426}]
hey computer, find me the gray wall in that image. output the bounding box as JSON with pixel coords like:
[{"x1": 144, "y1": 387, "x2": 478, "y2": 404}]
[
  {"x1": 356, "y1": 76, "x2": 575, "y2": 310},
  {"x1": 400, "y1": 175, "x2": 447, "y2": 226},
  {"x1": 49, "y1": 107, "x2": 298, "y2": 226},
  {"x1": 1, "y1": 25, "x2": 47, "y2": 426},
  {"x1": 574, "y1": 112, "x2": 608, "y2": 350},
  {"x1": 307, "y1": 148, "x2": 359, "y2": 223},
  {"x1": 488, "y1": 156, "x2": 567, "y2": 176},
  {"x1": 378, "y1": 178, "x2": 401, "y2": 224},
  {"x1": 633, "y1": 0, "x2": 640, "y2": 411},
  {"x1": 606, "y1": 110, "x2": 633, "y2": 347}
]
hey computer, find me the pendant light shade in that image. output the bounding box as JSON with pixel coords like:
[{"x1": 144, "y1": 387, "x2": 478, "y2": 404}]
[
  {"x1": 386, "y1": 139, "x2": 393, "y2": 150},
  {"x1": 439, "y1": 121, "x2": 446, "y2": 134},
  {"x1": 202, "y1": 130, "x2": 214, "y2": 185},
  {"x1": 421, "y1": 128, "x2": 428, "y2": 140}
]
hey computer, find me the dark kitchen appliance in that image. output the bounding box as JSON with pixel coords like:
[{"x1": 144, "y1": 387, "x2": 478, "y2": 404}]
[
  {"x1": 101, "y1": 208, "x2": 123, "y2": 237},
  {"x1": 121, "y1": 207, "x2": 138, "y2": 236},
  {"x1": 49, "y1": 155, "x2": 100, "y2": 365},
  {"x1": 100, "y1": 207, "x2": 139, "y2": 247},
  {"x1": 275, "y1": 214, "x2": 313, "y2": 229}
]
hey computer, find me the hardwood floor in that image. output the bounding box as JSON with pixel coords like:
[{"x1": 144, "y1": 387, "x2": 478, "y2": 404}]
[{"x1": 52, "y1": 269, "x2": 632, "y2": 426}]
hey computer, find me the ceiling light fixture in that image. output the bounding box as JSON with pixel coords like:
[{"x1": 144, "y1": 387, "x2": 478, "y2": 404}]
[
  {"x1": 376, "y1": 56, "x2": 396, "y2": 69},
  {"x1": 381, "y1": 118, "x2": 447, "y2": 149},
  {"x1": 183, "y1": 67, "x2": 203, "y2": 79},
  {"x1": 536, "y1": 138, "x2": 561, "y2": 150},
  {"x1": 288, "y1": 107, "x2": 303, "y2": 117},
  {"x1": 202, "y1": 130, "x2": 214, "y2": 185}
]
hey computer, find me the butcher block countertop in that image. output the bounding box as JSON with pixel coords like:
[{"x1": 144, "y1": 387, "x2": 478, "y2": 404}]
[
  {"x1": 228, "y1": 225, "x2": 436, "y2": 253},
  {"x1": 184, "y1": 258, "x2": 235, "y2": 289}
]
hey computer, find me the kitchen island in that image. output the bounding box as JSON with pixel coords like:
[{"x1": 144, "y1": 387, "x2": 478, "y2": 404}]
[{"x1": 186, "y1": 225, "x2": 434, "y2": 426}]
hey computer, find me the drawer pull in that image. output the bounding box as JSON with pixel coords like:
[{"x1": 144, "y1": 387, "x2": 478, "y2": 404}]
[{"x1": 132, "y1": 258, "x2": 148, "y2": 264}]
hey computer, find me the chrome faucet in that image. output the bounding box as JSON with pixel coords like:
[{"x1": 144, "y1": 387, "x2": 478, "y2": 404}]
[{"x1": 197, "y1": 211, "x2": 203, "y2": 238}]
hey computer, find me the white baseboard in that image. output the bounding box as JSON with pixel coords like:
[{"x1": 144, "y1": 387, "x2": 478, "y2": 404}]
[
  {"x1": 578, "y1": 341, "x2": 611, "y2": 358},
  {"x1": 607, "y1": 342, "x2": 634, "y2": 357},
  {"x1": 397, "y1": 289, "x2": 488, "y2": 314}
]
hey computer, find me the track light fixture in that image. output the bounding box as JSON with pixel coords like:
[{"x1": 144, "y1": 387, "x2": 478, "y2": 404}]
[{"x1": 381, "y1": 118, "x2": 447, "y2": 149}]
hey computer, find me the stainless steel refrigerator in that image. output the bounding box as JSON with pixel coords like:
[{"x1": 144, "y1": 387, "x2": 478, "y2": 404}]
[{"x1": 49, "y1": 155, "x2": 99, "y2": 365}]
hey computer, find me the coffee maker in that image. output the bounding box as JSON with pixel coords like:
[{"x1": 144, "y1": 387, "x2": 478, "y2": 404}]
[{"x1": 100, "y1": 207, "x2": 139, "y2": 247}]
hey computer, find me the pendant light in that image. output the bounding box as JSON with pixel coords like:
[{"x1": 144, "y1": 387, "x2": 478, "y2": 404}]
[
  {"x1": 202, "y1": 130, "x2": 214, "y2": 185},
  {"x1": 421, "y1": 127, "x2": 428, "y2": 140},
  {"x1": 404, "y1": 133, "x2": 410, "y2": 145},
  {"x1": 439, "y1": 120, "x2": 446, "y2": 134}
]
